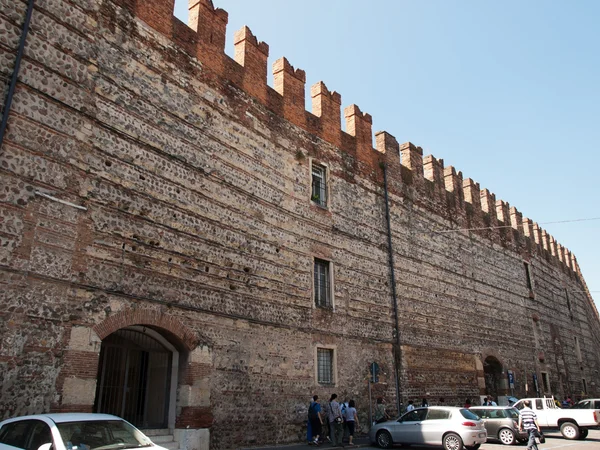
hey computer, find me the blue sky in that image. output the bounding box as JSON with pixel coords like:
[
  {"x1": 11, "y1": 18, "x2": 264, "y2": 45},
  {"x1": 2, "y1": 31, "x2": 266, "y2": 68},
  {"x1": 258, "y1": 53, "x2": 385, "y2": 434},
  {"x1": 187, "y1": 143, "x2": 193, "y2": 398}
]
[{"x1": 173, "y1": 1, "x2": 599, "y2": 311}]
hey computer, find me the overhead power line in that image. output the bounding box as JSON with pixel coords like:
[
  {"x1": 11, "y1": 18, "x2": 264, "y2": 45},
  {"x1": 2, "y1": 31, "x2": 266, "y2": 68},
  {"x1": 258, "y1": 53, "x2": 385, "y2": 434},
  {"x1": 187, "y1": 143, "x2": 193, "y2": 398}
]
[{"x1": 430, "y1": 217, "x2": 600, "y2": 234}]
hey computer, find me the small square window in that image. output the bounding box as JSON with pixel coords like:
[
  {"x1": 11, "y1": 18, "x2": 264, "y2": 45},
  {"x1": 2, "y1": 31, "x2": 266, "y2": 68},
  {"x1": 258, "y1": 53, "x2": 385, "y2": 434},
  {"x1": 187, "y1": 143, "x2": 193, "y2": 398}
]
[
  {"x1": 311, "y1": 164, "x2": 327, "y2": 207},
  {"x1": 317, "y1": 348, "x2": 334, "y2": 384},
  {"x1": 314, "y1": 258, "x2": 331, "y2": 308}
]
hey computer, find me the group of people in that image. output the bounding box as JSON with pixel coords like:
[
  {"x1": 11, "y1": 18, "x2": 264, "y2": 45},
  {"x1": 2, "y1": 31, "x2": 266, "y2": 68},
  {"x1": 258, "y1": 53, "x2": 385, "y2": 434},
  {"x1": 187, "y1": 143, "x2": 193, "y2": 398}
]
[{"x1": 307, "y1": 394, "x2": 360, "y2": 446}]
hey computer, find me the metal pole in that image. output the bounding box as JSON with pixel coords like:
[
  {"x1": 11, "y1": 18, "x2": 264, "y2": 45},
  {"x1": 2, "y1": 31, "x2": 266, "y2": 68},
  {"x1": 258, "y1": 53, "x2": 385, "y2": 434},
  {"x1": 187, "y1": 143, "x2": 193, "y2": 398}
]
[
  {"x1": 368, "y1": 378, "x2": 373, "y2": 428},
  {"x1": 0, "y1": 0, "x2": 35, "y2": 150},
  {"x1": 382, "y1": 165, "x2": 402, "y2": 415}
]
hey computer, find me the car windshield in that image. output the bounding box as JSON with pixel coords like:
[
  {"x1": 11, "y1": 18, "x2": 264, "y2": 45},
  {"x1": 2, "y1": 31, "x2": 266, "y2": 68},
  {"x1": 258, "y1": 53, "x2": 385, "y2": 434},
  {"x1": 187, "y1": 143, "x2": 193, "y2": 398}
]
[
  {"x1": 459, "y1": 409, "x2": 480, "y2": 420},
  {"x1": 56, "y1": 420, "x2": 153, "y2": 450}
]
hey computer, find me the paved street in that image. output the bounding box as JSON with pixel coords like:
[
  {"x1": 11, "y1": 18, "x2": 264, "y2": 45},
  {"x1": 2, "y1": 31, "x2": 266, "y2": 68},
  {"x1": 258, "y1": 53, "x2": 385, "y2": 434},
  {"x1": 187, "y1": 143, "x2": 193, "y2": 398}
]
[
  {"x1": 247, "y1": 429, "x2": 600, "y2": 450},
  {"x1": 356, "y1": 429, "x2": 600, "y2": 450}
]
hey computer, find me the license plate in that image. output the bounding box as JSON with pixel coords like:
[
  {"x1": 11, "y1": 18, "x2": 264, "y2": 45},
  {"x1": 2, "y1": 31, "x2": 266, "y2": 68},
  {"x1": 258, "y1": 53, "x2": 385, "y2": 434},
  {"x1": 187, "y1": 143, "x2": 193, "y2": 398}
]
[{"x1": 479, "y1": 433, "x2": 486, "y2": 438}]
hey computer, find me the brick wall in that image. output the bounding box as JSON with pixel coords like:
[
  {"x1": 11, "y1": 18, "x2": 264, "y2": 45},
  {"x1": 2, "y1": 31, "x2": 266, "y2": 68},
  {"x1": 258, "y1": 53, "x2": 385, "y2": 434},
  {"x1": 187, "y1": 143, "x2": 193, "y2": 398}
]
[{"x1": 1, "y1": 0, "x2": 599, "y2": 448}]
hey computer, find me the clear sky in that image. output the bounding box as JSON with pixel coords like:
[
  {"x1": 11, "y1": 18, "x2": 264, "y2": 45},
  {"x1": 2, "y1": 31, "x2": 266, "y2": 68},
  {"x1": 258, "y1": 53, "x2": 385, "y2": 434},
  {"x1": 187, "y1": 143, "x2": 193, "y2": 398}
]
[{"x1": 173, "y1": 1, "x2": 599, "y2": 311}]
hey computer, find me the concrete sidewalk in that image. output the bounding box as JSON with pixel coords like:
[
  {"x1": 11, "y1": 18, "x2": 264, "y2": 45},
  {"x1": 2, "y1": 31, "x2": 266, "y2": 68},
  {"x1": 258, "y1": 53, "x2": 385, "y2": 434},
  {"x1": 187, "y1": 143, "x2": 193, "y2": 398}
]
[{"x1": 241, "y1": 435, "x2": 372, "y2": 450}]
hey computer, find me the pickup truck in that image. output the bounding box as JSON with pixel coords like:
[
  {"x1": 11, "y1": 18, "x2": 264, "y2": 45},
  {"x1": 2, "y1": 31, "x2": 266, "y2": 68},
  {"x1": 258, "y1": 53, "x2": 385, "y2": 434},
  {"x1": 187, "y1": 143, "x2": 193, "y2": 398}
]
[{"x1": 513, "y1": 397, "x2": 600, "y2": 440}]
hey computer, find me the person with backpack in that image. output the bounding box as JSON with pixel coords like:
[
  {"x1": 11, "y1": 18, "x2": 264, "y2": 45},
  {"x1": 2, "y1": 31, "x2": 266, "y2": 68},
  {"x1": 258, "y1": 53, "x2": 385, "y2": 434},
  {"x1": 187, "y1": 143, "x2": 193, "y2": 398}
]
[{"x1": 308, "y1": 395, "x2": 323, "y2": 445}]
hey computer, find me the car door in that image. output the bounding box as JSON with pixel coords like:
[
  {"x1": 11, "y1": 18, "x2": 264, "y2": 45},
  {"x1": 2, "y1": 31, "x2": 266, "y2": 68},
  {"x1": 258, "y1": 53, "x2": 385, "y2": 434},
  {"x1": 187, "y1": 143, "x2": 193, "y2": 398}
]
[
  {"x1": 471, "y1": 409, "x2": 497, "y2": 439},
  {"x1": 391, "y1": 409, "x2": 428, "y2": 444},
  {"x1": 420, "y1": 409, "x2": 450, "y2": 445}
]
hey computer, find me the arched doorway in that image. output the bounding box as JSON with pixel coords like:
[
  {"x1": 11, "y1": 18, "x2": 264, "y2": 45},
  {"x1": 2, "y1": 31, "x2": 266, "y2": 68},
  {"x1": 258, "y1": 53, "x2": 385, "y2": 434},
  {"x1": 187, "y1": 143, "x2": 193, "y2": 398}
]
[
  {"x1": 483, "y1": 356, "x2": 503, "y2": 399},
  {"x1": 94, "y1": 326, "x2": 178, "y2": 429}
]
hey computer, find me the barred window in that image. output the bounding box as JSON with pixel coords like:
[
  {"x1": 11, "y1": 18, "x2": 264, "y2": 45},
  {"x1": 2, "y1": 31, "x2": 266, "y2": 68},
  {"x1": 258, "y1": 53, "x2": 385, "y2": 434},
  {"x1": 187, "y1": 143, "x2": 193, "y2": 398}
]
[
  {"x1": 311, "y1": 164, "x2": 327, "y2": 207},
  {"x1": 317, "y1": 348, "x2": 334, "y2": 384},
  {"x1": 314, "y1": 258, "x2": 331, "y2": 308}
]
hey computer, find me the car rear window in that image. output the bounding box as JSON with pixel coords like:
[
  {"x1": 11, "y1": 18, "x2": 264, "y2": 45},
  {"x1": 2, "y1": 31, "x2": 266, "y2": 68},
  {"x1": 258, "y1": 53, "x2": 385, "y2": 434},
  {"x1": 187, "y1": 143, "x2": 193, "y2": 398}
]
[
  {"x1": 459, "y1": 409, "x2": 480, "y2": 420},
  {"x1": 506, "y1": 408, "x2": 519, "y2": 419}
]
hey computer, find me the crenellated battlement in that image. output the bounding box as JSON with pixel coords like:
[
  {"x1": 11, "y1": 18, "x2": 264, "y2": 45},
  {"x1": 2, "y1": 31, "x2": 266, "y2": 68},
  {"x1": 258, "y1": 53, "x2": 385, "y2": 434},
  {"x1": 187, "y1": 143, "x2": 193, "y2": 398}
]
[{"x1": 115, "y1": 0, "x2": 579, "y2": 275}]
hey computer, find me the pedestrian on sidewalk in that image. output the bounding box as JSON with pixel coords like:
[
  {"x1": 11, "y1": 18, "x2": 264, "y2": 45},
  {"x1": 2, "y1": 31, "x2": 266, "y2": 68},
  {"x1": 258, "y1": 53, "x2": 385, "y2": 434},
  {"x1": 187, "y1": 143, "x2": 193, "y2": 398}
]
[
  {"x1": 406, "y1": 400, "x2": 415, "y2": 412},
  {"x1": 328, "y1": 394, "x2": 344, "y2": 446},
  {"x1": 373, "y1": 397, "x2": 391, "y2": 424},
  {"x1": 344, "y1": 399, "x2": 360, "y2": 446},
  {"x1": 308, "y1": 395, "x2": 323, "y2": 445}
]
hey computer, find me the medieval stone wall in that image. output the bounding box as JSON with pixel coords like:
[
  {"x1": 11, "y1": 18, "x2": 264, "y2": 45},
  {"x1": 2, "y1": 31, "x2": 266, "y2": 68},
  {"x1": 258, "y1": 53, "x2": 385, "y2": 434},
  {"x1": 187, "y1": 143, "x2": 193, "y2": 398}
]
[{"x1": 1, "y1": 0, "x2": 599, "y2": 448}]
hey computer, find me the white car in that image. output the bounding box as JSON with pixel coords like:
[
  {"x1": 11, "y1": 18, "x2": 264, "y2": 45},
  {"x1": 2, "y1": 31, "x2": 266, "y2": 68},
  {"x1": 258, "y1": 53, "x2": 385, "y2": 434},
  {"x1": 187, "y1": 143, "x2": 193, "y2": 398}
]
[
  {"x1": 369, "y1": 406, "x2": 487, "y2": 450},
  {"x1": 0, "y1": 413, "x2": 168, "y2": 450}
]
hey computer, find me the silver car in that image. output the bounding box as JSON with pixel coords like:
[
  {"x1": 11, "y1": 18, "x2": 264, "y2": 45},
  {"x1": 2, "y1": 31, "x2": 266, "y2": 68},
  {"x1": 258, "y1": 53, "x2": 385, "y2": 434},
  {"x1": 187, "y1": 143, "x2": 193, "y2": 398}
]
[
  {"x1": 469, "y1": 406, "x2": 528, "y2": 445},
  {"x1": 369, "y1": 406, "x2": 487, "y2": 450}
]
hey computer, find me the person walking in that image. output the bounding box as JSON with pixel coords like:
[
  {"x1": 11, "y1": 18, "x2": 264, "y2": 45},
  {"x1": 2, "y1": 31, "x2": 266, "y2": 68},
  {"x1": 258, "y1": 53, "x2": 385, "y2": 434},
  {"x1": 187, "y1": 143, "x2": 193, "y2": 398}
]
[
  {"x1": 308, "y1": 395, "x2": 323, "y2": 446},
  {"x1": 421, "y1": 398, "x2": 429, "y2": 408},
  {"x1": 484, "y1": 395, "x2": 497, "y2": 406},
  {"x1": 406, "y1": 400, "x2": 415, "y2": 412},
  {"x1": 464, "y1": 399, "x2": 472, "y2": 408},
  {"x1": 518, "y1": 400, "x2": 541, "y2": 450},
  {"x1": 344, "y1": 400, "x2": 360, "y2": 446},
  {"x1": 373, "y1": 397, "x2": 390, "y2": 424},
  {"x1": 328, "y1": 394, "x2": 344, "y2": 447}
]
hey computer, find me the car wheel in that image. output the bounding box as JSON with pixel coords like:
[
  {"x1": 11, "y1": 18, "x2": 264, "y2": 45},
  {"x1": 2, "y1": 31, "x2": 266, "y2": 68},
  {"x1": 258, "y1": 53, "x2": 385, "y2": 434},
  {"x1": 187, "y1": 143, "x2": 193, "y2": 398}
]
[
  {"x1": 498, "y1": 428, "x2": 516, "y2": 445},
  {"x1": 560, "y1": 422, "x2": 580, "y2": 440},
  {"x1": 376, "y1": 430, "x2": 393, "y2": 449},
  {"x1": 443, "y1": 432, "x2": 464, "y2": 450},
  {"x1": 578, "y1": 428, "x2": 588, "y2": 439}
]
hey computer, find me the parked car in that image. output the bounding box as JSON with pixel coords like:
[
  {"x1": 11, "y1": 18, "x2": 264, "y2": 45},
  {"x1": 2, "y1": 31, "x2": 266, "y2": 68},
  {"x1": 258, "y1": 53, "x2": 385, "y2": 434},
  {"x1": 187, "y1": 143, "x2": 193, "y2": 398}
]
[
  {"x1": 0, "y1": 413, "x2": 168, "y2": 450},
  {"x1": 469, "y1": 406, "x2": 528, "y2": 445},
  {"x1": 369, "y1": 406, "x2": 487, "y2": 450},
  {"x1": 513, "y1": 397, "x2": 600, "y2": 440},
  {"x1": 571, "y1": 399, "x2": 600, "y2": 410}
]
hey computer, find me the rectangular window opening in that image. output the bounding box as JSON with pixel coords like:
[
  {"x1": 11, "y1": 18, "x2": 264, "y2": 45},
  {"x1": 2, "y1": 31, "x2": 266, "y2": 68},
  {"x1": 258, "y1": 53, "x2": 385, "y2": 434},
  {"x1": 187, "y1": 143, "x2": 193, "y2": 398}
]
[
  {"x1": 314, "y1": 258, "x2": 331, "y2": 308},
  {"x1": 311, "y1": 164, "x2": 327, "y2": 207},
  {"x1": 541, "y1": 372, "x2": 550, "y2": 393},
  {"x1": 575, "y1": 336, "x2": 582, "y2": 363},
  {"x1": 524, "y1": 262, "x2": 533, "y2": 290},
  {"x1": 317, "y1": 348, "x2": 334, "y2": 385}
]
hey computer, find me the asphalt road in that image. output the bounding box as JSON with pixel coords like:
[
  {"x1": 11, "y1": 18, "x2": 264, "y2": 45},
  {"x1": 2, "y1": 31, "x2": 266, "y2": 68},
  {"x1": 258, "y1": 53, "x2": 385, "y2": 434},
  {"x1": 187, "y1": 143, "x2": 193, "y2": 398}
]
[{"x1": 358, "y1": 429, "x2": 600, "y2": 450}]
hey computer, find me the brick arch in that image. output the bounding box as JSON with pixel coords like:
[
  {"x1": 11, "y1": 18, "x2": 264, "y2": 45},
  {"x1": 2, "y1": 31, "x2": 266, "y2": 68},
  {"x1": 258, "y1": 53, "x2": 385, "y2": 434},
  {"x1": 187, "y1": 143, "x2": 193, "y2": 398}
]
[
  {"x1": 481, "y1": 349, "x2": 507, "y2": 371},
  {"x1": 93, "y1": 308, "x2": 205, "y2": 351}
]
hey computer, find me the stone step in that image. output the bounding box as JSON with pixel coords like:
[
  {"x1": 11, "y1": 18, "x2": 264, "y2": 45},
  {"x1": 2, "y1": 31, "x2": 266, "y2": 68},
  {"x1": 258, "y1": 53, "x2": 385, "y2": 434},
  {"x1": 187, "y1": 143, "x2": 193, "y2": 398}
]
[
  {"x1": 141, "y1": 430, "x2": 170, "y2": 437},
  {"x1": 155, "y1": 440, "x2": 179, "y2": 450},
  {"x1": 150, "y1": 435, "x2": 174, "y2": 444}
]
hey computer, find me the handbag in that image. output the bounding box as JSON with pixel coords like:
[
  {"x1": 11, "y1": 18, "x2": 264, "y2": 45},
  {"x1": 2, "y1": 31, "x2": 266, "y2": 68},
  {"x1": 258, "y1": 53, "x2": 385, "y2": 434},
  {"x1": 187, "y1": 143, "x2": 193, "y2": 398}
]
[{"x1": 534, "y1": 430, "x2": 545, "y2": 444}]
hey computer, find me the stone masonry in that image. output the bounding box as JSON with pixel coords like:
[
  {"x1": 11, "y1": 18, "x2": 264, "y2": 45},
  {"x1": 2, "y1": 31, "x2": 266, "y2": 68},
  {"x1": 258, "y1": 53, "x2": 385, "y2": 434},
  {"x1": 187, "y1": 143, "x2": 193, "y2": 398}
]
[{"x1": 1, "y1": 1, "x2": 599, "y2": 449}]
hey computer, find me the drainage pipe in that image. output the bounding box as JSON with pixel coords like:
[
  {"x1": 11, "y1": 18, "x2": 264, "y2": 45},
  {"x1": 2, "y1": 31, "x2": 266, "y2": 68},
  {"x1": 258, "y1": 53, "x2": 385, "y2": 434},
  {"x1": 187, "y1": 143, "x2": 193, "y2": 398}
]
[
  {"x1": 0, "y1": 0, "x2": 35, "y2": 150},
  {"x1": 382, "y1": 164, "x2": 402, "y2": 415}
]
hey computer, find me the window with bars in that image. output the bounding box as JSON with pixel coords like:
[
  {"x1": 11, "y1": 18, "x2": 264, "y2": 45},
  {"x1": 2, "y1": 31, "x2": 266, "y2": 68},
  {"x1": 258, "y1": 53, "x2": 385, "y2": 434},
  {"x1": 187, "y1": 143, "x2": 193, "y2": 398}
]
[
  {"x1": 311, "y1": 164, "x2": 327, "y2": 207},
  {"x1": 314, "y1": 258, "x2": 331, "y2": 308},
  {"x1": 317, "y1": 347, "x2": 334, "y2": 384}
]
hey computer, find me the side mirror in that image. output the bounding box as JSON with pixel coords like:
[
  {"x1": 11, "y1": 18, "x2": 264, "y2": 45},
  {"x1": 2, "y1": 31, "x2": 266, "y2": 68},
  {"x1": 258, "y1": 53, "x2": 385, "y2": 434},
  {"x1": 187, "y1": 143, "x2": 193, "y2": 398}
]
[{"x1": 38, "y1": 443, "x2": 53, "y2": 450}]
